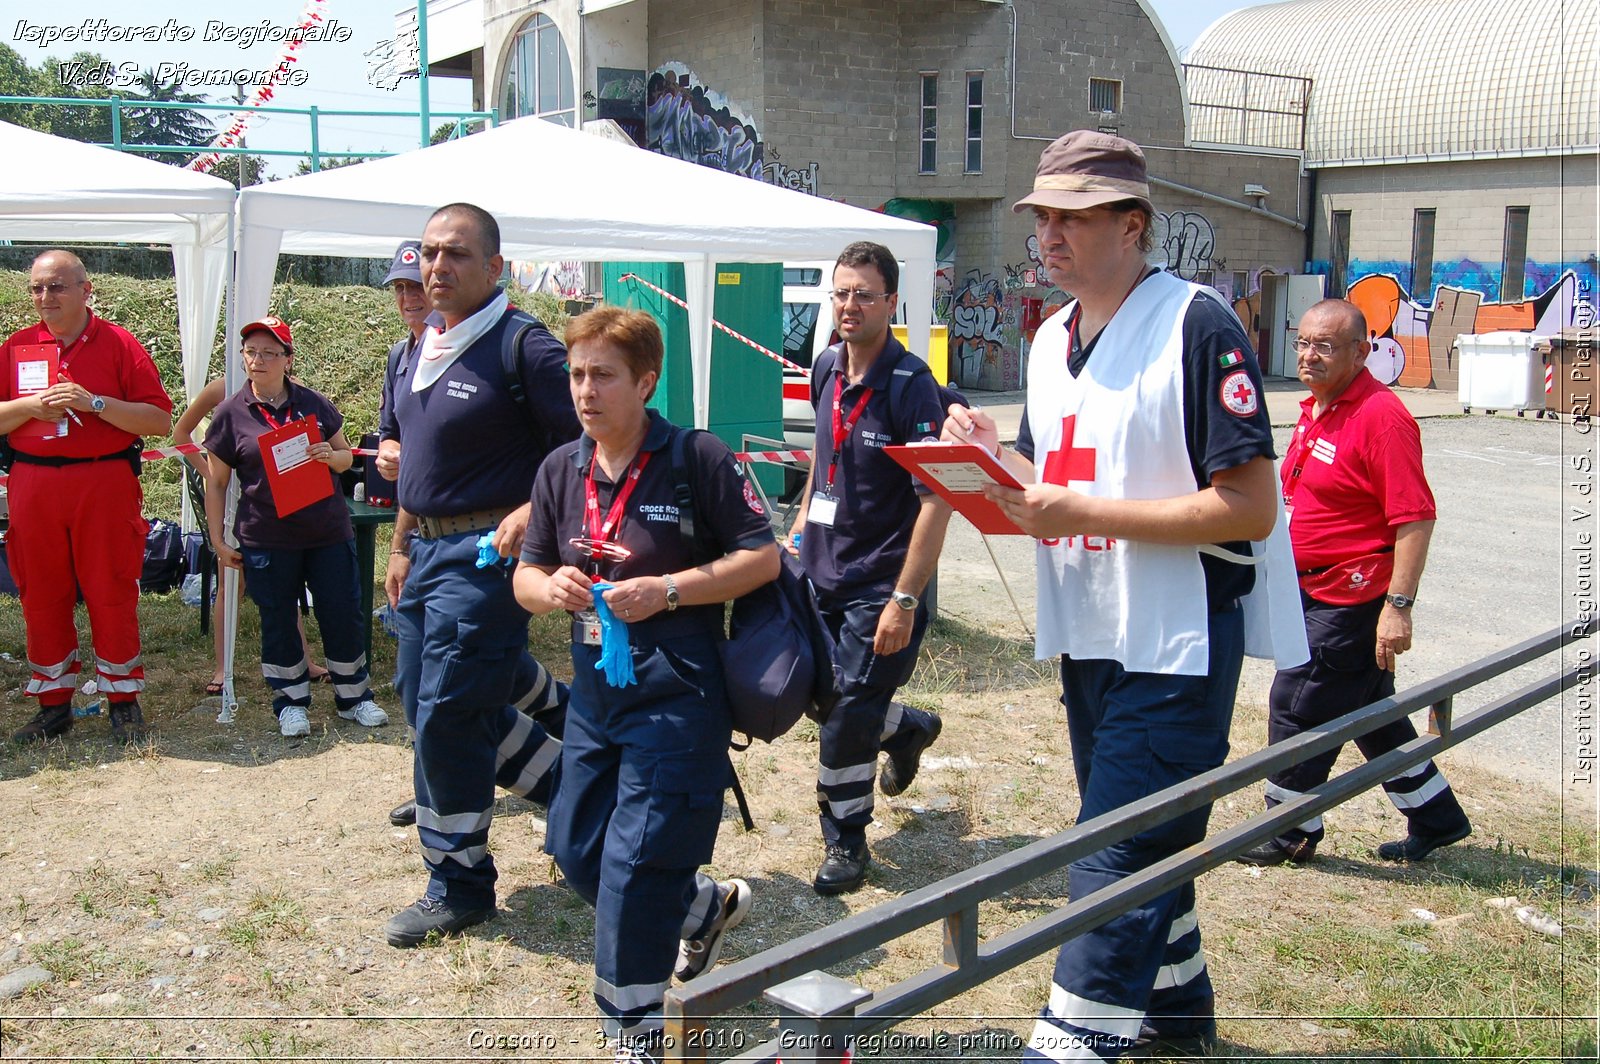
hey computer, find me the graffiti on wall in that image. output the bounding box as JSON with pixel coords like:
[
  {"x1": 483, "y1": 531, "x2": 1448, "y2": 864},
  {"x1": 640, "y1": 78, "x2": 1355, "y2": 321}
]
[
  {"x1": 1151, "y1": 211, "x2": 1216, "y2": 280},
  {"x1": 647, "y1": 63, "x2": 762, "y2": 179},
  {"x1": 1338, "y1": 267, "x2": 1593, "y2": 388},
  {"x1": 763, "y1": 159, "x2": 820, "y2": 196},
  {"x1": 950, "y1": 270, "x2": 1023, "y2": 390}
]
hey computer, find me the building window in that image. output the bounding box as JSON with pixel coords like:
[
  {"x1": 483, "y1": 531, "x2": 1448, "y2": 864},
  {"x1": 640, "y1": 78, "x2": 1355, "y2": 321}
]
[
  {"x1": 500, "y1": 14, "x2": 575, "y2": 126},
  {"x1": 1410, "y1": 209, "x2": 1436, "y2": 301},
  {"x1": 1089, "y1": 78, "x2": 1122, "y2": 115},
  {"x1": 920, "y1": 73, "x2": 937, "y2": 174},
  {"x1": 964, "y1": 72, "x2": 983, "y2": 173},
  {"x1": 1502, "y1": 206, "x2": 1530, "y2": 302},
  {"x1": 1329, "y1": 209, "x2": 1352, "y2": 298}
]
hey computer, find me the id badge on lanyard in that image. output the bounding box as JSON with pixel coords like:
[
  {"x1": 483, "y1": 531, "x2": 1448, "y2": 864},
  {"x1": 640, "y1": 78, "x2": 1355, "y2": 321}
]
[{"x1": 813, "y1": 374, "x2": 872, "y2": 529}]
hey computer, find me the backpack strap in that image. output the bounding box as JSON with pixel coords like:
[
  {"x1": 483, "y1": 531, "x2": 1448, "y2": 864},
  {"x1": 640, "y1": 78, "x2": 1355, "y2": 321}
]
[{"x1": 500, "y1": 311, "x2": 539, "y2": 411}]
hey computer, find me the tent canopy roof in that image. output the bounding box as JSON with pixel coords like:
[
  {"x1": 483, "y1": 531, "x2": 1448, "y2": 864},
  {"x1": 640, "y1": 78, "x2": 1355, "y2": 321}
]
[
  {"x1": 237, "y1": 116, "x2": 936, "y2": 265},
  {"x1": 0, "y1": 120, "x2": 235, "y2": 247}
]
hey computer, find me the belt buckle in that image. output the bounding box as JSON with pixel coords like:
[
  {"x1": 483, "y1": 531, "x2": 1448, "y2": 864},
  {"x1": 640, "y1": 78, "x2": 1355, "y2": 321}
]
[{"x1": 576, "y1": 610, "x2": 603, "y2": 647}]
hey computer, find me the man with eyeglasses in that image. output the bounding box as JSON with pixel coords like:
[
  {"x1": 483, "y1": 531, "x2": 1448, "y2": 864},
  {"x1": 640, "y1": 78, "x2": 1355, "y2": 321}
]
[
  {"x1": 0, "y1": 250, "x2": 173, "y2": 743},
  {"x1": 789, "y1": 241, "x2": 953, "y2": 895},
  {"x1": 377, "y1": 205, "x2": 580, "y2": 947},
  {"x1": 944, "y1": 131, "x2": 1304, "y2": 1059},
  {"x1": 1238, "y1": 298, "x2": 1471, "y2": 869}
]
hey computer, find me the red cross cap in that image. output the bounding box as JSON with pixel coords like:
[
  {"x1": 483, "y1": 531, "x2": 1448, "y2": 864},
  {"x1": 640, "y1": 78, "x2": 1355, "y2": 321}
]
[{"x1": 1220, "y1": 370, "x2": 1259, "y2": 418}]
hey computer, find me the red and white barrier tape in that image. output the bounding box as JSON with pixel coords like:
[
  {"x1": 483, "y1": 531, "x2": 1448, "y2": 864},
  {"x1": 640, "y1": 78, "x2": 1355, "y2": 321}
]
[
  {"x1": 188, "y1": 0, "x2": 331, "y2": 174},
  {"x1": 617, "y1": 273, "x2": 811, "y2": 376},
  {"x1": 1545, "y1": 363, "x2": 1555, "y2": 395},
  {"x1": 733, "y1": 449, "x2": 812, "y2": 466}
]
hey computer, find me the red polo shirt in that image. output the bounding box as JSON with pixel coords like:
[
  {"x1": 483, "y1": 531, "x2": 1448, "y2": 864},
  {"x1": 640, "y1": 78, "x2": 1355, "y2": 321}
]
[
  {"x1": 2, "y1": 312, "x2": 172, "y2": 458},
  {"x1": 1281, "y1": 368, "x2": 1436, "y2": 574}
]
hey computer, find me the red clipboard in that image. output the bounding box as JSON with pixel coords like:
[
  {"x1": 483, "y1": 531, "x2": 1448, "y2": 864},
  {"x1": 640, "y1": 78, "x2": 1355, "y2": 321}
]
[
  {"x1": 9, "y1": 344, "x2": 62, "y2": 441},
  {"x1": 259, "y1": 416, "x2": 335, "y2": 518},
  {"x1": 884, "y1": 441, "x2": 1029, "y2": 535}
]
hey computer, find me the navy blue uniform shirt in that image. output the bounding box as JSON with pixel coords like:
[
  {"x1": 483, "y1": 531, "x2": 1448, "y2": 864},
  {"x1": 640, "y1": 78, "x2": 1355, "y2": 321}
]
[
  {"x1": 799, "y1": 335, "x2": 944, "y2": 596},
  {"x1": 204, "y1": 380, "x2": 353, "y2": 550},
  {"x1": 383, "y1": 297, "x2": 580, "y2": 516},
  {"x1": 1016, "y1": 287, "x2": 1275, "y2": 606},
  {"x1": 522, "y1": 410, "x2": 775, "y2": 630}
]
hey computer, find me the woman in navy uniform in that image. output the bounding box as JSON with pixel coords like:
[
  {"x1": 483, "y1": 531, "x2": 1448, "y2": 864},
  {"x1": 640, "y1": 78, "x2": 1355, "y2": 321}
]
[
  {"x1": 515, "y1": 306, "x2": 777, "y2": 1061},
  {"x1": 204, "y1": 316, "x2": 389, "y2": 738}
]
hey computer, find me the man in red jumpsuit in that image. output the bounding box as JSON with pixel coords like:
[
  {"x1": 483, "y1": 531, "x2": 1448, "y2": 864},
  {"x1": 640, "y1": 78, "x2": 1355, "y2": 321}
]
[{"x1": 0, "y1": 250, "x2": 173, "y2": 742}]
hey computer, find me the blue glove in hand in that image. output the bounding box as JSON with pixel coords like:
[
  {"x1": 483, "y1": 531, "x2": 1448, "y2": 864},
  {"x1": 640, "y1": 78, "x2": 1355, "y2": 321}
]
[
  {"x1": 475, "y1": 532, "x2": 513, "y2": 570},
  {"x1": 589, "y1": 581, "x2": 637, "y2": 688}
]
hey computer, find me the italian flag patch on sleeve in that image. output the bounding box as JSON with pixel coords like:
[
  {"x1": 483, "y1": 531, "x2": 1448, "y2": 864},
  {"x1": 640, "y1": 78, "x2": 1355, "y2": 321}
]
[{"x1": 1219, "y1": 349, "x2": 1245, "y2": 369}]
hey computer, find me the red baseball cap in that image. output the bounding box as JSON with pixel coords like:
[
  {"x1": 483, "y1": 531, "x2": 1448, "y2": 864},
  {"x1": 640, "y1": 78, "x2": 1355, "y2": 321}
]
[{"x1": 240, "y1": 315, "x2": 293, "y2": 352}]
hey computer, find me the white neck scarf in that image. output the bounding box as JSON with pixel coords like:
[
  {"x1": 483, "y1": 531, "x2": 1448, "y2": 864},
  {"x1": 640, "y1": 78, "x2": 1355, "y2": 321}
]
[{"x1": 411, "y1": 290, "x2": 509, "y2": 393}]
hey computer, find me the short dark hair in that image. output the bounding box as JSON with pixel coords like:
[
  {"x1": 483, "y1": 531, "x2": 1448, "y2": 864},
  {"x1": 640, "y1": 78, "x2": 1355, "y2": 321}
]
[
  {"x1": 429, "y1": 202, "x2": 501, "y2": 259},
  {"x1": 835, "y1": 241, "x2": 898, "y2": 294},
  {"x1": 565, "y1": 305, "x2": 664, "y2": 399}
]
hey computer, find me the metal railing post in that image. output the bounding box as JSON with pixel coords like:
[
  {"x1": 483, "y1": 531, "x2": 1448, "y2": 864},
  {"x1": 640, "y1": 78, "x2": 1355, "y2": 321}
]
[
  {"x1": 942, "y1": 904, "x2": 978, "y2": 969},
  {"x1": 309, "y1": 105, "x2": 320, "y2": 171},
  {"x1": 765, "y1": 972, "x2": 873, "y2": 1064},
  {"x1": 1427, "y1": 694, "x2": 1453, "y2": 738},
  {"x1": 109, "y1": 96, "x2": 122, "y2": 150}
]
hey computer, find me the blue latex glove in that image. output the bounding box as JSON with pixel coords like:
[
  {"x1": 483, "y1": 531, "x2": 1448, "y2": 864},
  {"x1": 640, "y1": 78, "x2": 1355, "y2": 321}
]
[
  {"x1": 589, "y1": 581, "x2": 637, "y2": 688},
  {"x1": 475, "y1": 532, "x2": 513, "y2": 570}
]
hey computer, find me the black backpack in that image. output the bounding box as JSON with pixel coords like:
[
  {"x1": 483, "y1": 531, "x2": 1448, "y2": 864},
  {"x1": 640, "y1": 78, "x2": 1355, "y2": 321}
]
[{"x1": 669, "y1": 428, "x2": 839, "y2": 743}]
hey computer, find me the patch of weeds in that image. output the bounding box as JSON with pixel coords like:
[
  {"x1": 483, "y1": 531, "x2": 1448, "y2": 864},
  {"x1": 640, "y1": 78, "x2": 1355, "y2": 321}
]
[
  {"x1": 220, "y1": 887, "x2": 307, "y2": 953},
  {"x1": 32, "y1": 937, "x2": 108, "y2": 982},
  {"x1": 439, "y1": 936, "x2": 508, "y2": 994},
  {"x1": 241, "y1": 1027, "x2": 319, "y2": 1060}
]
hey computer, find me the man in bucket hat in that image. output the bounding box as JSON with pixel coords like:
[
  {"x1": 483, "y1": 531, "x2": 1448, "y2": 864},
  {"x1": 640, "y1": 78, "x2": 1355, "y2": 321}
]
[{"x1": 945, "y1": 131, "x2": 1305, "y2": 1058}]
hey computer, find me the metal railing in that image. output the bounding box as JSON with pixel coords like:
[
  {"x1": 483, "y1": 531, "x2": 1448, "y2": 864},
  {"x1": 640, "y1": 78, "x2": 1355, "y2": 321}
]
[
  {"x1": 663, "y1": 619, "x2": 1592, "y2": 1062},
  {"x1": 0, "y1": 95, "x2": 495, "y2": 170},
  {"x1": 1182, "y1": 64, "x2": 1312, "y2": 154}
]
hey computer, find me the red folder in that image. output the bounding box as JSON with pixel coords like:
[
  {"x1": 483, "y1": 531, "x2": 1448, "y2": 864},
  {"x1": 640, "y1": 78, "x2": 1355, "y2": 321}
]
[
  {"x1": 9, "y1": 344, "x2": 62, "y2": 440},
  {"x1": 884, "y1": 441, "x2": 1029, "y2": 535},
  {"x1": 259, "y1": 416, "x2": 334, "y2": 518}
]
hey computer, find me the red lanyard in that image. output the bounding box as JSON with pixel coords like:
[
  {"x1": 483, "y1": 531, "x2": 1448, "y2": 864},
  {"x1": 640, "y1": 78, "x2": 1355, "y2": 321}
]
[
  {"x1": 254, "y1": 400, "x2": 293, "y2": 432},
  {"x1": 825, "y1": 372, "x2": 873, "y2": 495},
  {"x1": 585, "y1": 448, "x2": 653, "y2": 545}
]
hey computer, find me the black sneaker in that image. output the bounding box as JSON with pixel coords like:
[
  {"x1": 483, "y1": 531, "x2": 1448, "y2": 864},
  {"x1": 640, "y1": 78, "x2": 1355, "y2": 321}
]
[
  {"x1": 1123, "y1": 1019, "x2": 1218, "y2": 1058},
  {"x1": 813, "y1": 842, "x2": 869, "y2": 896},
  {"x1": 389, "y1": 799, "x2": 417, "y2": 827},
  {"x1": 383, "y1": 896, "x2": 495, "y2": 948},
  {"x1": 879, "y1": 710, "x2": 942, "y2": 797},
  {"x1": 1376, "y1": 822, "x2": 1471, "y2": 862},
  {"x1": 109, "y1": 700, "x2": 146, "y2": 743},
  {"x1": 1235, "y1": 838, "x2": 1315, "y2": 867},
  {"x1": 12, "y1": 703, "x2": 72, "y2": 743},
  {"x1": 675, "y1": 878, "x2": 753, "y2": 981}
]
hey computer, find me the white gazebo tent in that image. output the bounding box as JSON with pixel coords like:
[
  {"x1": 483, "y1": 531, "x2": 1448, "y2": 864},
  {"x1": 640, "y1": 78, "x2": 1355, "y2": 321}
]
[
  {"x1": 0, "y1": 121, "x2": 235, "y2": 406},
  {"x1": 234, "y1": 116, "x2": 939, "y2": 431}
]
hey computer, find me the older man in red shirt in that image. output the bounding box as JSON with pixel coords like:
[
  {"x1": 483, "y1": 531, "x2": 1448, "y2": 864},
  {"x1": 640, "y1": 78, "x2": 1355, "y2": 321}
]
[
  {"x1": 0, "y1": 251, "x2": 173, "y2": 742},
  {"x1": 1240, "y1": 298, "x2": 1471, "y2": 866}
]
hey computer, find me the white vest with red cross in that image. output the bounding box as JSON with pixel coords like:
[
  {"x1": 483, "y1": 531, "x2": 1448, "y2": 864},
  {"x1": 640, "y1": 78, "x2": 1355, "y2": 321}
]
[{"x1": 1027, "y1": 269, "x2": 1306, "y2": 675}]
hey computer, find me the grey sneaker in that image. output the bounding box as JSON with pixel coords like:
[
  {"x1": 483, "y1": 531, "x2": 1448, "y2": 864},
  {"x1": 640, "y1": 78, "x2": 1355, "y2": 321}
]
[
  {"x1": 675, "y1": 879, "x2": 752, "y2": 981},
  {"x1": 278, "y1": 706, "x2": 311, "y2": 737},
  {"x1": 338, "y1": 699, "x2": 389, "y2": 727}
]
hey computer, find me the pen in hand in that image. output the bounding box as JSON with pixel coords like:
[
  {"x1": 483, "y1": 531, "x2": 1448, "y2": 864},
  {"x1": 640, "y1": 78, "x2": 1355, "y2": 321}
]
[{"x1": 54, "y1": 368, "x2": 86, "y2": 426}]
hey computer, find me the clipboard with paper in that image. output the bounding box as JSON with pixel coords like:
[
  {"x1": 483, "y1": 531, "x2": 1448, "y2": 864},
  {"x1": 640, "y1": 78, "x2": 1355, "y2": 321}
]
[
  {"x1": 8, "y1": 343, "x2": 63, "y2": 440},
  {"x1": 884, "y1": 441, "x2": 1029, "y2": 535},
  {"x1": 259, "y1": 416, "x2": 334, "y2": 518}
]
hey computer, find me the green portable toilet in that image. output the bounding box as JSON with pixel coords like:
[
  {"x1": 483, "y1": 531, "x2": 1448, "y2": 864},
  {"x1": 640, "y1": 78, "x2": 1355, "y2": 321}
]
[{"x1": 604, "y1": 262, "x2": 784, "y2": 494}]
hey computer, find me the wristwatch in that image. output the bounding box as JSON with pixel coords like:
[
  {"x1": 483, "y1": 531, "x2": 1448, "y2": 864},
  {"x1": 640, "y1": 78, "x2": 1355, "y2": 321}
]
[
  {"x1": 891, "y1": 591, "x2": 918, "y2": 611},
  {"x1": 1385, "y1": 592, "x2": 1416, "y2": 609},
  {"x1": 664, "y1": 573, "x2": 680, "y2": 612},
  {"x1": 89, "y1": 394, "x2": 106, "y2": 414}
]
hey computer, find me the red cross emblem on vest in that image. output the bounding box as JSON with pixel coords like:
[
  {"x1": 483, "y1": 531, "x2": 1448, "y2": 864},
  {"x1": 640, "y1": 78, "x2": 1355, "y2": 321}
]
[{"x1": 1042, "y1": 415, "x2": 1096, "y2": 487}]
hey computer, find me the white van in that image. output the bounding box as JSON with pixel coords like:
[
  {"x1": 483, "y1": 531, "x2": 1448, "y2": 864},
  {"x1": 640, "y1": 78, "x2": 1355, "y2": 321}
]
[{"x1": 780, "y1": 262, "x2": 835, "y2": 451}]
